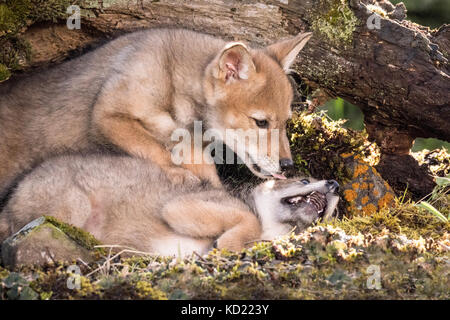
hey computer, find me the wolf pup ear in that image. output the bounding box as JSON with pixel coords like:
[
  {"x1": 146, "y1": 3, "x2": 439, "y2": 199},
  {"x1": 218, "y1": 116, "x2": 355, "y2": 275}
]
[
  {"x1": 266, "y1": 32, "x2": 313, "y2": 73},
  {"x1": 216, "y1": 42, "x2": 255, "y2": 83}
]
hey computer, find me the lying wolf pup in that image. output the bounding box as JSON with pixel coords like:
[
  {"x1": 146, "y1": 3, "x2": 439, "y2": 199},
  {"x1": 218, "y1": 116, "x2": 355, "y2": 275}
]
[{"x1": 0, "y1": 155, "x2": 339, "y2": 255}]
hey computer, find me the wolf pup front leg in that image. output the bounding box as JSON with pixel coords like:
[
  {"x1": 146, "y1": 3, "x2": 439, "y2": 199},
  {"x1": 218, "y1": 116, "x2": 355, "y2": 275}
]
[{"x1": 91, "y1": 73, "x2": 201, "y2": 185}]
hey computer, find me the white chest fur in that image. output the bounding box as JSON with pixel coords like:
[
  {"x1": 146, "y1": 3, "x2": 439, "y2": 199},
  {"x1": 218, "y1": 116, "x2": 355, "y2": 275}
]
[
  {"x1": 152, "y1": 235, "x2": 213, "y2": 257},
  {"x1": 254, "y1": 193, "x2": 291, "y2": 240}
]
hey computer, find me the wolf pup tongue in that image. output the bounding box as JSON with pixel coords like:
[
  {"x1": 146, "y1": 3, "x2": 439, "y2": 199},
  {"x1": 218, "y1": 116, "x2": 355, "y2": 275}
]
[{"x1": 271, "y1": 173, "x2": 287, "y2": 179}]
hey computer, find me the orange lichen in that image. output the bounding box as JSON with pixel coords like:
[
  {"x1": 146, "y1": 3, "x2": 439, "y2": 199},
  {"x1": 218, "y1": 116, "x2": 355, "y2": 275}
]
[
  {"x1": 353, "y1": 164, "x2": 369, "y2": 178},
  {"x1": 360, "y1": 182, "x2": 368, "y2": 190},
  {"x1": 361, "y1": 196, "x2": 369, "y2": 205},
  {"x1": 373, "y1": 189, "x2": 380, "y2": 197},
  {"x1": 340, "y1": 152, "x2": 353, "y2": 158},
  {"x1": 362, "y1": 204, "x2": 377, "y2": 215},
  {"x1": 378, "y1": 193, "x2": 394, "y2": 208},
  {"x1": 346, "y1": 202, "x2": 357, "y2": 214},
  {"x1": 352, "y1": 183, "x2": 360, "y2": 190},
  {"x1": 344, "y1": 189, "x2": 358, "y2": 202}
]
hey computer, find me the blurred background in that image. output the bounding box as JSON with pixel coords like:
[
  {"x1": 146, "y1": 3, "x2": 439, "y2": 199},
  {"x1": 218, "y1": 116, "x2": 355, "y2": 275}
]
[{"x1": 320, "y1": 0, "x2": 450, "y2": 151}]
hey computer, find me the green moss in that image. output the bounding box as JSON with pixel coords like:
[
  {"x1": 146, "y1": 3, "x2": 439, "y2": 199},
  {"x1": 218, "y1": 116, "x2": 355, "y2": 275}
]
[
  {"x1": 0, "y1": 0, "x2": 81, "y2": 76},
  {"x1": 3, "y1": 219, "x2": 448, "y2": 300},
  {"x1": 0, "y1": 35, "x2": 32, "y2": 74},
  {"x1": 309, "y1": 0, "x2": 358, "y2": 47},
  {"x1": 28, "y1": 0, "x2": 75, "y2": 23},
  {"x1": 319, "y1": 197, "x2": 450, "y2": 240},
  {"x1": 135, "y1": 281, "x2": 168, "y2": 300},
  {"x1": 0, "y1": 1, "x2": 33, "y2": 72},
  {"x1": 0, "y1": 63, "x2": 11, "y2": 81},
  {"x1": 288, "y1": 111, "x2": 375, "y2": 183},
  {"x1": 0, "y1": 0, "x2": 77, "y2": 34},
  {"x1": 44, "y1": 216, "x2": 104, "y2": 253},
  {"x1": 0, "y1": 1, "x2": 31, "y2": 34}
]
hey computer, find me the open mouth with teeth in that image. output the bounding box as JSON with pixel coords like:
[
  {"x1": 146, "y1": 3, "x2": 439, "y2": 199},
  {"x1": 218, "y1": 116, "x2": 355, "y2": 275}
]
[{"x1": 282, "y1": 191, "x2": 328, "y2": 217}]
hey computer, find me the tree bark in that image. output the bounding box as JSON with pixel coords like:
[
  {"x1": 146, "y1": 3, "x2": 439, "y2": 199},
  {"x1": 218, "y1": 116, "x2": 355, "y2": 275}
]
[{"x1": 2, "y1": 0, "x2": 449, "y2": 196}]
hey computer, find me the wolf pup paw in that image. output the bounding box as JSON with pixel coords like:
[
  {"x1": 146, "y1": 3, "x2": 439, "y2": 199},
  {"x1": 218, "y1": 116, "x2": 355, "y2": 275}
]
[{"x1": 163, "y1": 166, "x2": 201, "y2": 185}]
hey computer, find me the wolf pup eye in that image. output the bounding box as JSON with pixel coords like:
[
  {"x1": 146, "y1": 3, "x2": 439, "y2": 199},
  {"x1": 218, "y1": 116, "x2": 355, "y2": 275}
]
[
  {"x1": 301, "y1": 179, "x2": 310, "y2": 184},
  {"x1": 253, "y1": 118, "x2": 269, "y2": 128}
]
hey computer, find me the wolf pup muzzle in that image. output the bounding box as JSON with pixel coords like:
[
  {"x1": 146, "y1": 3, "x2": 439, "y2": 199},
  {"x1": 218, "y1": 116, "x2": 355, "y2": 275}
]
[
  {"x1": 281, "y1": 179, "x2": 339, "y2": 220},
  {"x1": 252, "y1": 177, "x2": 340, "y2": 240}
]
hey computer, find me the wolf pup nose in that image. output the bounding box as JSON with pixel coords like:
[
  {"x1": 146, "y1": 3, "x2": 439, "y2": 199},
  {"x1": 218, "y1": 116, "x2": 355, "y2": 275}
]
[
  {"x1": 279, "y1": 158, "x2": 294, "y2": 171},
  {"x1": 279, "y1": 158, "x2": 295, "y2": 177},
  {"x1": 326, "y1": 180, "x2": 340, "y2": 193}
]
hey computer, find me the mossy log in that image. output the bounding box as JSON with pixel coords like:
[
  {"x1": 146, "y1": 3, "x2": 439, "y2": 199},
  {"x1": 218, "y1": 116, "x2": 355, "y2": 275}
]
[{"x1": 1, "y1": 0, "x2": 449, "y2": 193}]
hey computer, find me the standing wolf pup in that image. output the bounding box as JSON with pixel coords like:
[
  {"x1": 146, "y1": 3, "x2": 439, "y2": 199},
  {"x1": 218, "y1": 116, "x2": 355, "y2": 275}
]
[
  {"x1": 0, "y1": 155, "x2": 339, "y2": 255},
  {"x1": 0, "y1": 28, "x2": 312, "y2": 197}
]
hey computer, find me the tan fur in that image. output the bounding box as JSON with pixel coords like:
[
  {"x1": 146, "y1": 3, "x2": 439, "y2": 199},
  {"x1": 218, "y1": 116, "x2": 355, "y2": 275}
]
[
  {"x1": 0, "y1": 29, "x2": 312, "y2": 198},
  {"x1": 0, "y1": 155, "x2": 261, "y2": 255},
  {"x1": 0, "y1": 155, "x2": 338, "y2": 256}
]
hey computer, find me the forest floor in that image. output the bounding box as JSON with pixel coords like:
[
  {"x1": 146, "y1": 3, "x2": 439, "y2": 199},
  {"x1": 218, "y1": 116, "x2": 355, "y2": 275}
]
[
  {"x1": 1, "y1": 112, "x2": 448, "y2": 300},
  {"x1": 0, "y1": 202, "x2": 448, "y2": 299}
]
